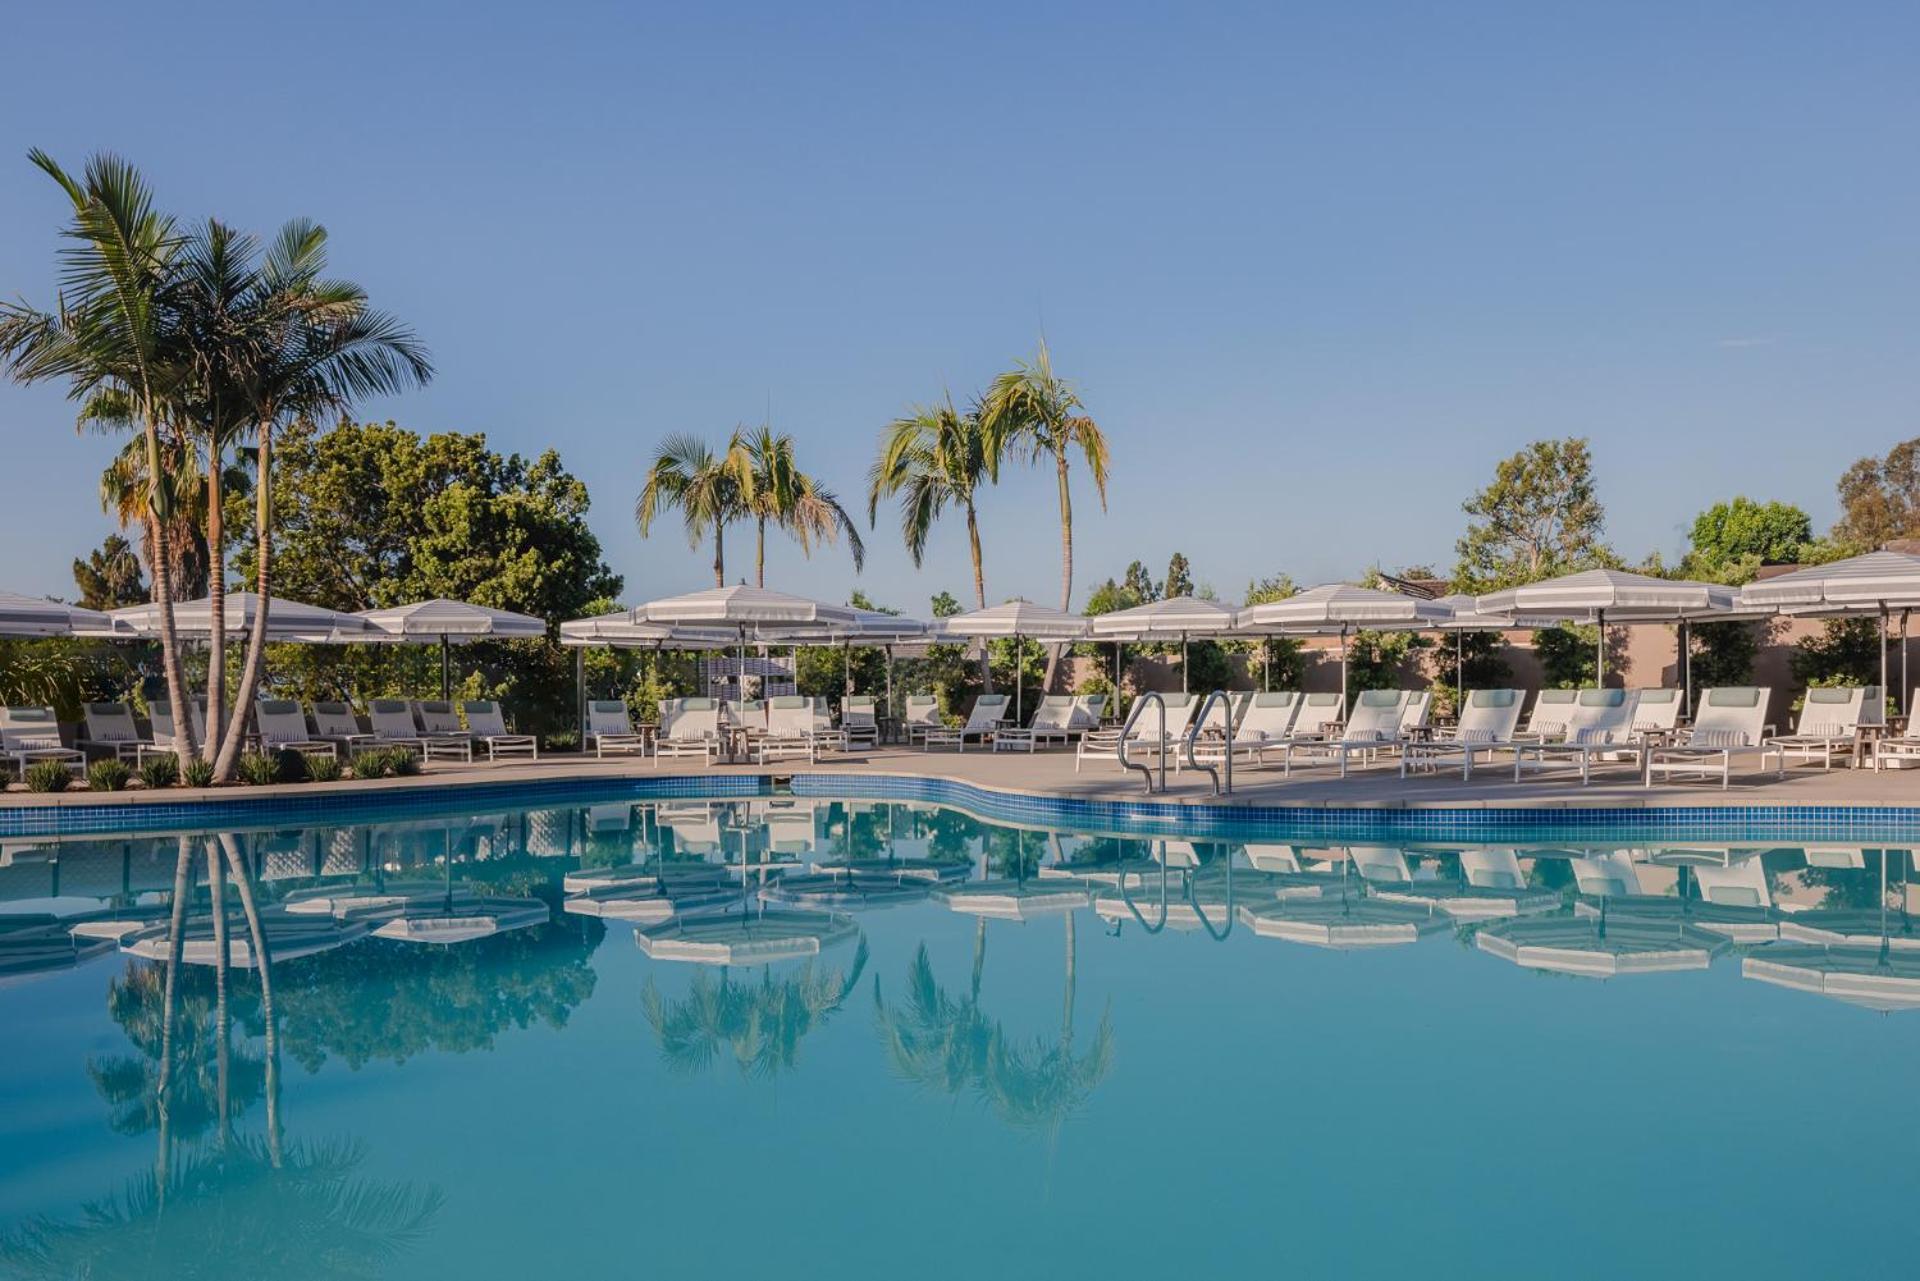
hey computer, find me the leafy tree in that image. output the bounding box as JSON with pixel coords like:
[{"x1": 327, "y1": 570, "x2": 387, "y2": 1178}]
[
  {"x1": 1833, "y1": 438, "x2": 1920, "y2": 548},
  {"x1": 73, "y1": 534, "x2": 148, "y2": 609},
  {"x1": 980, "y1": 341, "x2": 1111, "y2": 615},
  {"x1": 635, "y1": 431, "x2": 752, "y2": 587},
  {"x1": 1081, "y1": 577, "x2": 1140, "y2": 618},
  {"x1": 1688, "y1": 620, "x2": 1760, "y2": 688},
  {"x1": 1122, "y1": 560, "x2": 1160, "y2": 604},
  {"x1": 738, "y1": 423, "x2": 863, "y2": 587},
  {"x1": 1792, "y1": 617, "x2": 1883, "y2": 689},
  {"x1": 231, "y1": 418, "x2": 621, "y2": 732},
  {"x1": 1682, "y1": 496, "x2": 1813, "y2": 584},
  {"x1": 1534, "y1": 623, "x2": 1603, "y2": 688},
  {"x1": 1347, "y1": 630, "x2": 1429, "y2": 692},
  {"x1": 1453, "y1": 438, "x2": 1610, "y2": 591},
  {"x1": 1163, "y1": 552, "x2": 1193, "y2": 599},
  {"x1": 1241, "y1": 573, "x2": 1304, "y2": 688},
  {"x1": 868, "y1": 398, "x2": 995, "y2": 609}
]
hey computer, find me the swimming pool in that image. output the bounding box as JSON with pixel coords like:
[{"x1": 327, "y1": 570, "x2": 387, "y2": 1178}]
[{"x1": 2, "y1": 792, "x2": 1915, "y2": 1279}]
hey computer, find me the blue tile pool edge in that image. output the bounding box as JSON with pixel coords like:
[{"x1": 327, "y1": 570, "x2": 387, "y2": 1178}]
[{"x1": 6, "y1": 768, "x2": 1920, "y2": 844}]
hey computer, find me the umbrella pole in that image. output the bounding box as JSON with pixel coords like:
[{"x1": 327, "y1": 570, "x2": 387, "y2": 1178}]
[
  {"x1": 1456, "y1": 629, "x2": 1464, "y2": 703},
  {"x1": 1596, "y1": 608, "x2": 1606, "y2": 686},
  {"x1": 1015, "y1": 632, "x2": 1023, "y2": 723},
  {"x1": 885, "y1": 646, "x2": 894, "y2": 741},
  {"x1": 1881, "y1": 603, "x2": 1891, "y2": 723},
  {"x1": 440, "y1": 634, "x2": 450, "y2": 700},
  {"x1": 1181, "y1": 635, "x2": 1188, "y2": 694},
  {"x1": 574, "y1": 647, "x2": 585, "y2": 739},
  {"x1": 1904, "y1": 609, "x2": 1912, "y2": 722},
  {"x1": 1679, "y1": 620, "x2": 1692, "y2": 717},
  {"x1": 1340, "y1": 623, "x2": 1350, "y2": 711}
]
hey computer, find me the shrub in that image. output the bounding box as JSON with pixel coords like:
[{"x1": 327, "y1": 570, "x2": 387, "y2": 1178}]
[
  {"x1": 236, "y1": 752, "x2": 279, "y2": 786},
  {"x1": 390, "y1": 750, "x2": 422, "y2": 777},
  {"x1": 0, "y1": 761, "x2": 14, "y2": 790},
  {"x1": 137, "y1": 755, "x2": 179, "y2": 789},
  {"x1": 305, "y1": 754, "x2": 343, "y2": 783},
  {"x1": 25, "y1": 760, "x2": 74, "y2": 792},
  {"x1": 544, "y1": 730, "x2": 580, "y2": 754},
  {"x1": 87, "y1": 758, "x2": 132, "y2": 792},
  {"x1": 180, "y1": 757, "x2": 217, "y2": 789},
  {"x1": 351, "y1": 748, "x2": 395, "y2": 779}
]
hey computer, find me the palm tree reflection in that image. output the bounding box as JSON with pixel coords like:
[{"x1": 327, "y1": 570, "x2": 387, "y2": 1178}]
[{"x1": 641, "y1": 938, "x2": 871, "y2": 1079}]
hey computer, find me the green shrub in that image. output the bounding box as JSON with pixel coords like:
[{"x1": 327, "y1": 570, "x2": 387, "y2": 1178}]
[
  {"x1": 0, "y1": 761, "x2": 14, "y2": 790},
  {"x1": 305, "y1": 754, "x2": 343, "y2": 783},
  {"x1": 390, "y1": 750, "x2": 422, "y2": 777},
  {"x1": 25, "y1": 760, "x2": 74, "y2": 792},
  {"x1": 544, "y1": 730, "x2": 580, "y2": 754},
  {"x1": 87, "y1": 758, "x2": 132, "y2": 792},
  {"x1": 180, "y1": 757, "x2": 216, "y2": 789},
  {"x1": 137, "y1": 755, "x2": 179, "y2": 789},
  {"x1": 351, "y1": 748, "x2": 395, "y2": 779},
  {"x1": 236, "y1": 752, "x2": 279, "y2": 786}
]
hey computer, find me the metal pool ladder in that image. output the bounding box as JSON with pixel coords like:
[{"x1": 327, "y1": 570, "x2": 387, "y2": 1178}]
[
  {"x1": 1182, "y1": 689, "x2": 1235, "y2": 796},
  {"x1": 1118, "y1": 692, "x2": 1167, "y2": 793}
]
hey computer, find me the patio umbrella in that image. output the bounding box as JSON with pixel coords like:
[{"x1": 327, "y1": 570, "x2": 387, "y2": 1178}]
[
  {"x1": 1474, "y1": 908, "x2": 1726, "y2": 977},
  {"x1": 558, "y1": 612, "x2": 735, "y2": 733},
  {"x1": 1088, "y1": 596, "x2": 1239, "y2": 694},
  {"x1": 1740, "y1": 551, "x2": 1920, "y2": 718},
  {"x1": 933, "y1": 601, "x2": 1088, "y2": 722},
  {"x1": 632, "y1": 906, "x2": 860, "y2": 965},
  {"x1": 1235, "y1": 584, "x2": 1450, "y2": 708},
  {"x1": 0, "y1": 591, "x2": 111, "y2": 637},
  {"x1": 753, "y1": 607, "x2": 928, "y2": 724},
  {"x1": 1476, "y1": 569, "x2": 1739, "y2": 687},
  {"x1": 356, "y1": 599, "x2": 548, "y2": 698},
  {"x1": 633, "y1": 585, "x2": 857, "y2": 706},
  {"x1": 97, "y1": 592, "x2": 370, "y2": 641}
]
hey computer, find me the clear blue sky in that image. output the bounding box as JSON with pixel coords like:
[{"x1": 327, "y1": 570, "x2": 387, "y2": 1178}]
[{"x1": 4, "y1": 2, "x2": 1918, "y2": 613}]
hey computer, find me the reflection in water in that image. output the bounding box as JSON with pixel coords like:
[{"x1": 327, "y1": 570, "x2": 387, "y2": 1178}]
[{"x1": 4, "y1": 797, "x2": 1920, "y2": 1276}]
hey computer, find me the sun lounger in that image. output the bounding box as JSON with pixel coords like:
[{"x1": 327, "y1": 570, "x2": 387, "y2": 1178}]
[
  {"x1": 840, "y1": 696, "x2": 879, "y2": 749},
  {"x1": 1281, "y1": 690, "x2": 1407, "y2": 777},
  {"x1": 757, "y1": 696, "x2": 825, "y2": 763},
  {"x1": 368, "y1": 698, "x2": 472, "y2": 762},
  {"x1": 902, "y1": 694, "x2": 944, "y2": 745},
  {"x1": 462, "y1": 700, "x2": 539, "y2": 759},
  {"x1": 1397, "y1": 690, "x2": 1433, "y2": 739},
  {"x1": 1513, "y1": 688, "x2": 1642, "y2": 784},
  {"x1": 253, "y1": 700, "x2": 338, "y2": 759},
  {"x1": 994, "y1": 694, "x2": 1078, "y2": 752},
  {"x1": 1644, "y1": 686, "x2": 1773, "y2": 789},
  {"x1": 654, "y1": 698, "x2": 722, "y2": 766},
  {"x1": 0, "y1": 706, "x2": 85, "y2": 778},
  {"x1": 926, "y1": 694, "x2": 1011, "y2": 751},
  {"x1": 1075, "y1": 692, "x2": 1197, "y2": 770},
  {"x1": 1630, "y1": 687, "x2": 1684, "y2": 739},
  {"x1": 1072, "y1": 694, "x2": 1108, "y2": 735},
  {"x1": 1188, "y1": 690, "x2": 1303, "y2": 766},
  {"x1": 1765, "y1": 685, "x2": 1871, "y2": 772},
  {"x1": 1514, "y1": 688, "x2": 1579, "y2": 743},
  {"x1": 1399, "y1": 688, "x2": 1524, "y2": 779},
  {"x1": 587, "y1": 700, "x2": 648, "y2": 757},
  {"x1": 310, "y1": 702, "x2": 378, "y2": 754},
  {"x1": 77, "y1": 702, "x2": 148, "y2": 761},
  {"x1": 139, "y1": 697, "x2": 210, "y2": 761}
]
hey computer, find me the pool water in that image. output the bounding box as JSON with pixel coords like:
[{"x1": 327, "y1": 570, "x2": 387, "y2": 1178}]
[{"x1": 2, "y1": 795, "x2": 1916, "y2": 1279}]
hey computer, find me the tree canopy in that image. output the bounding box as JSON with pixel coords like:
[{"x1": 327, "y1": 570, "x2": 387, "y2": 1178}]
[
  {"x1": 1452, "y1": 438, "x2": 1609, "y2": 591},
  {"x1": 1833, "y1": 437, "x2": 1920, "y2": 549},
  {"x1": 1682, "y1": 496, "x2": 1813, "y2": 584}
]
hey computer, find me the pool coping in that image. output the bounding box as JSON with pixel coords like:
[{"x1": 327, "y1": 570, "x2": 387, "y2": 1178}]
[{"x1": 5, "y1": 764, "x2": 1920, "y2": 843}]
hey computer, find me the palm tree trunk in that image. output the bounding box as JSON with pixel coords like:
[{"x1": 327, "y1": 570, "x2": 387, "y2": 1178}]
[
  {"x1": 1044, "y1": 451, "x2": 1073, "y2": 692},
  {"x1": 756, "y1": 518, "x2": 767, "y2": 588},
  {"x1": 219, "y1": 832, "x2": 281, "y2": 1168},
  {"x1": 713, "y1": 523, "x2": 726, "y2": 588},
  {"x1": 203, "y1": 447, "x2": 225, "y2": 764},
  {"x1": 966, "y1": 503, "x2": 991, "y2": 691},
  {"x1": 971, "y1": 916, "x2": 987, "y2": 1002},
  {"x1": 215, "y1": 420, "x2": 273, "y2": 778},
  {"x1": 155, "y1": 835, "x2": 195, "y2": 1137},
  {"x1": 144, "y1": 413, "x2": 196, "y2": 760},
  {"x1": 209, "y1": 843, "x2": 230, "y2": 1150}
]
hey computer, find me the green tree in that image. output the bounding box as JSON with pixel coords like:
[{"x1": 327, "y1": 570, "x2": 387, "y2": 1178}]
[
  {"x1": 1453, "y1": 438, "x2": 1610, "y2": 591},
  {"x1": 868, "y1": 398, "x2": 995, "y2": 610},
  {"x1": 1792, "y1": 617, "x2": 1883, "y2": 689},
  {"x1": 1534, "y1": 623, "x2": 1603, "y2": 687},
  {"x1": 1122, "y1": 560, "x2": 1160, "y2": 604},
  {"x1": 1833, "y1": 438, "x2": 1920, "y2": 548},
  {"x1": 980, "y1": 341, "x2": 1111, "y2": 615},
  {"x1": 635, "y1": 432, "x2": 753, "y2": 586},
  {"x1": 738, "y1": 424, "x2": 864, "y2": 587},
  {"x1": 1241, "y1": 573, "x2": 1304, "y2": 688},
  {"x1": 1163, "y1": 552, "x2": 1193, "y2": 599},
  {"x1": 1682, "y1": 496, "x2": 1813, "y2": 584},
  {"x1": 73, "y1": 534, "x2": 147, "y2": 609}
]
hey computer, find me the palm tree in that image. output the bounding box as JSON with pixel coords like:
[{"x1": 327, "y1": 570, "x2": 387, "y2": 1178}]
[
  {"x1": 212, "y1": 220, "x2": 432, "y2": 778},
  {"x1": 635, "y1": 432, "x2": 755, "y2": 586},
  {"x1": 738, "y1": 424, "x2": 865, "y2": 586},
  {"x1": 867, "y1": 397, "x2": 994, "y2": 610},
  {"x1": 980, "y1": 341, "x2": 1111, "y2": 688},
  {"x1": 0, "y1": 151, "x2": 198, "y2": 757}
]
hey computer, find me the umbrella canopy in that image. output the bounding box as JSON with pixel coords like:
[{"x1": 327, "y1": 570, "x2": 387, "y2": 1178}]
[
  {"x1": 1237, "y1": 583, "x2": 1450, "y2": 632},
  {"x1": 1475, "y1": 568, "x2": 1737, "y2": 621},
  {"x1": 633, "y1": 907, "x2": 860, "y2": 965},
  {"x1": 633, "y1": 585, "x2": 855, "y2": 627},
  {"x1": 751, "y1": 606, "x2": 927, "y2": 644},
  {"x1": 1087, "y1": 596, "x2": 1239, "y2": 637},
  {"x1": 357, "y1": 598, "x2": 547, "y2": 641},
  {"x1": 1474, "y1": 914, "x2": 1725, "y2": 977},
  {"x1": 98, "y1": 592, "x2": 369, "y2": 641},
  {"x1": 933, "y1": 600, "x2": 1088, "y2": 641},
  {"x1": 0, "y1": 591, "x2": 111, "y2": 638},
  {"x1": 1743, "y1": 946, "x2": 1920, "y2": 1012},
  {"x1": 558, "y1": 611, "x2": 735, "y2": 649},
  {"x1": 1737, "y1": 550, "x2": 1920, "y2": 611}
]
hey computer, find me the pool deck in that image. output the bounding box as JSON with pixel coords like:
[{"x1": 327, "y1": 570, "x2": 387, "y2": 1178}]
[{"x1": 7, "y1": 743, "x2": 1915, "y2": 811}]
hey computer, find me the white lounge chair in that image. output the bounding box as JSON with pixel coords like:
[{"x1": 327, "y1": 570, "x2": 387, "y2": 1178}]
[
  {"x1": 586, "y1": 700, "x2": 648, "y2": 757},
  {"x1": 654, "y1": 698, "x2": 722, "y2": 766},
  {"x1": 369, "y1": 698, "x2": 472, "y2": 762},
  {"x1": 926, "y1": 694, "x2": 1011, "y2": 751},
  {"x1": 253, "y1": 700, "x2": 338, "y2": 759},
  {"x1": 902, "y1": 695, "x2": 944, "y2": 745},
  {"x1": 840, "y1": 696, "x2": 880, "y2": 749},
  {"x1": 1513, "y1": 688, "x2": 1642, "y2": 785},
  {"x1": 0, "y1": 706, "x2": 85, "y2": 778},
  {"x1": 141, "y1": 697, "x2": 210, "y2": 761},
  {"x1": 1075, "y1": 692, "x2": 1198, "y2": 770},
  {"x1": 806, "y1": 697, "x2": 847, "y2": 751},
  {"x1": 1397, "y1": 690, "x2": 1433, "y2": 739},
  {"x1": 1189, "y1": 691, "x2": 1301, "y2": 766},
  {"x1": 1400, "y1": 688, "x2": 1525, "y2": 779},
  {"x1": 311, "y1": 702, "x2": 377, "y2": 754},
  {"x1": 1644, "y1": 687, "x2": 1773, "y2": 789},
  {"x1": 1281, "y1": 690, "x2": 1407, "y2": 777},
  {"x1": 78, "y1": 702, "x2": 147, "y2": 761},
  {"x1": 1515, "y1": 688, "x2": 1579, "y2": 743},
  {"x1": 726, "y1": 699, "x2": 768, "y2": 742},
  {"x1": 757, "y1": 696, "x2": 823, "y2": 763},
  {"x1": 993, "y1": 694, "x2": 1078, "y2": 752},
  {"x1": 462, "y1": 701, "x2": 539, "y2": 760},
  {"x1": 1071, "y1": 694, "x2": 1108, "y2": 735},
  {"x1": 1765, "y1": 686, "x2": 1871, "y2": 772},
  {"x1": 1630, "y1": 688, "x2": 1684, "y2": 739}
]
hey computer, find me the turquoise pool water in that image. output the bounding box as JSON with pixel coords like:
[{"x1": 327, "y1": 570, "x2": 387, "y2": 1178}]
[{"x1": 2, "y1": 793, "x2": 1917, "y2": 1278}]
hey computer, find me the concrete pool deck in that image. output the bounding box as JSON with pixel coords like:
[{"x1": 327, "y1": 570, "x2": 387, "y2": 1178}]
[{"x1": 6, "y1": 743, "x2": 1917, "y2": 812}]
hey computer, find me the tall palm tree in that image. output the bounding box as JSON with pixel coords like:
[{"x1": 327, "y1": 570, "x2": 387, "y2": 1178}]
[
  {"x1": 980, "y1": 339, "x2": 1111, "y2": 616},
  {"x1": 738, "y1": 424, "x2": 865, "y2": 587},
  {"x1": 213, "y1": 220, "x2": 432, "y2": 778},
  {"x1": 0, "y1": 151, "x2": 198, "y2": 757},
  {"x1": 635, "y1": 432, "x2": 754, "y2": 586},
  {"x1": 867, "y1": 397, "x2": 994, "y2": 610}
]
